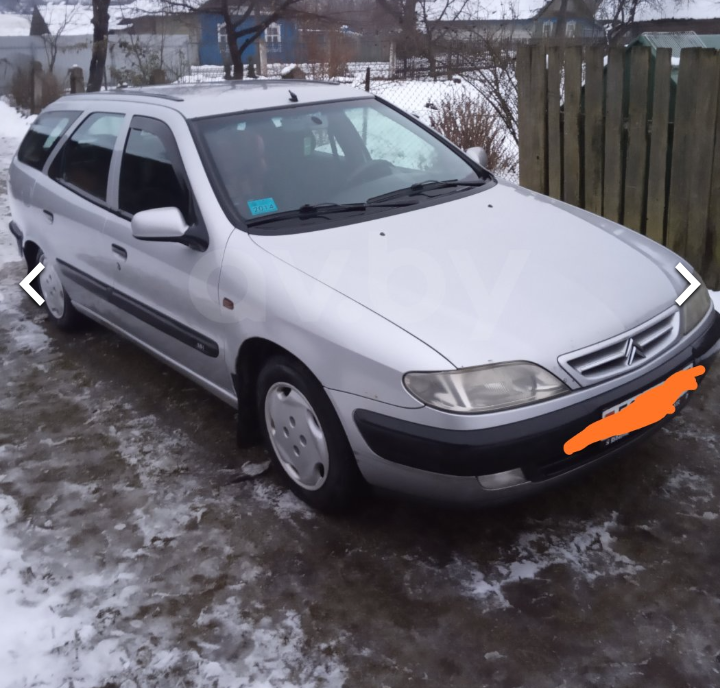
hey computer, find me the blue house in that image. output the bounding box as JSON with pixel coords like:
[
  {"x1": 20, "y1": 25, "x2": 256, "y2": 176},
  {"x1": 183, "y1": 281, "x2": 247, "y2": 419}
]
[{"x1": 199, "y1": 13, "x2": 298, "y2": 66}]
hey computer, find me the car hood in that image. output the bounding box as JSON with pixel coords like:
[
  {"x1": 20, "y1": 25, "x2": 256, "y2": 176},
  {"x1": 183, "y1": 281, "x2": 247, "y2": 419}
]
[{"x1": 251, "y1": 182, "x2": 685, "y2": 375}]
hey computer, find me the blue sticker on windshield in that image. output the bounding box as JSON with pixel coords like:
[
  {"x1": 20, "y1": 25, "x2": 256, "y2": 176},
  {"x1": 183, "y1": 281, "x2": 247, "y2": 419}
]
[{"x1": 247, "y1": 198, "x2": 278, "y2": 216}]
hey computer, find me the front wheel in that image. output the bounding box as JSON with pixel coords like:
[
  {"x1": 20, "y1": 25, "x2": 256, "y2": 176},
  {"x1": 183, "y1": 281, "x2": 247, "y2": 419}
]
[
  {"x1": 257, "y1": 355, "x2": 364, "y2": 512},
  {"x1": 36, "y1": 251, "x2": 82, "y2": 331}
]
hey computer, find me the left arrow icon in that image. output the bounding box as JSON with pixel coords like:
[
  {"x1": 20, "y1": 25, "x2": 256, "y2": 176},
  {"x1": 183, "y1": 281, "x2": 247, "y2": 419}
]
[{"x1": 20, "y1": 263, "x2": 45, "y2": 306}]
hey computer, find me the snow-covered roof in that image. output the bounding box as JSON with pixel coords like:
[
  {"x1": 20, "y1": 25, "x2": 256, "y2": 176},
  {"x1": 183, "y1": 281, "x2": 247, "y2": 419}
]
[
  {"x1": 37, "y1": 0, "x2": 166, "y2": 36},
  {"x1": 634, "y1": 0, "x2": 720, "y2": 21},
  {"x1": 0, "y1": 12, "x2": 30, "y2": 35}
]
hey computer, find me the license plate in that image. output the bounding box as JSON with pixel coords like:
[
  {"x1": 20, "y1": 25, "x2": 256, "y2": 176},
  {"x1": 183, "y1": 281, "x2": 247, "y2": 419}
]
[{"x1": 601, "y1": 364, "x2": 692, "y2": 445}]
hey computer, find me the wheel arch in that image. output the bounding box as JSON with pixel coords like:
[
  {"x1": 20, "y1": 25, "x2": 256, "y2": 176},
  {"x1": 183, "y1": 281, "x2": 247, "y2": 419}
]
[
  {"x1": 23, "y1": 240, "x2": 40, "y2": 271},
  {"x1": 233, "y1": 337, "x2": 308, "y2": 447}
]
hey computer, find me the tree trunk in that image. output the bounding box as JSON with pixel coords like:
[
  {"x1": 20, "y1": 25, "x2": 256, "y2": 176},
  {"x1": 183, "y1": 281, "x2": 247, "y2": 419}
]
[
  {"x1": 221, "y1": 2, "x2": 244, "y2": 80},
  {"x1": 227, "y1": 31, "x2": 244, "y2": 79},
  {"x1": 87, "y1": 0, "x2": 110, "y2": 92}
]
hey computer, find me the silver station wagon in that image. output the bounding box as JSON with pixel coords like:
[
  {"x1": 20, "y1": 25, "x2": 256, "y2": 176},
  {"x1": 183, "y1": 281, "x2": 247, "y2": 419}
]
[{"x1": 8, "y1": 81, "x2": 720, "y2": 511}]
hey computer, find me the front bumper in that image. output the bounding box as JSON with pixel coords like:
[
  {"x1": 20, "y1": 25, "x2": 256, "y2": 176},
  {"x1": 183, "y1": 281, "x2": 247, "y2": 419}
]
[{"x1": 353, "y1": 310, "x2": 720, "y2": 498}]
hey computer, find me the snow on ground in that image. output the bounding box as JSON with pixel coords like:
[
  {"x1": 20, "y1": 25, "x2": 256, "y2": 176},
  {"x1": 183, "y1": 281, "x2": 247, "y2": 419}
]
[
  {"x1": 711, "y1": 290, "x2": 720, "y2": 311},
  {"x1": 0, "y1": 96, "x2": 347, "y2": 688}
]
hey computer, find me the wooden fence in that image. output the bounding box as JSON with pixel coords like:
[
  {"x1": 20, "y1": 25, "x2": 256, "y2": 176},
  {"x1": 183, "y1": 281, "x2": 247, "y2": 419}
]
[{"x1": 517, "y1": 44, "x2": 720, "y2": 290}]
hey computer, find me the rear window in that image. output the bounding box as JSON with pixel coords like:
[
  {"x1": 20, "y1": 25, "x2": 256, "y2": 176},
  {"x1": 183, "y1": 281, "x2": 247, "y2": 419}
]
[
  {"x1": 17, "y1": 110, "x2": 81, "y2": 171},
  {"x1": 50, "y1": 112, "x2": 124, "y2": 202}
]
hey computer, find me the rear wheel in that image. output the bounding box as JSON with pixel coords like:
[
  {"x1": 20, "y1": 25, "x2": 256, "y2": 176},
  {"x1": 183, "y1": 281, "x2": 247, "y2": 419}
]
[
  {"x1": 257, "y1": 355, "x2": 364, "y2": 512},
  {"x1": 36, "y1": 250, "x2": 82, "y2": 331}
]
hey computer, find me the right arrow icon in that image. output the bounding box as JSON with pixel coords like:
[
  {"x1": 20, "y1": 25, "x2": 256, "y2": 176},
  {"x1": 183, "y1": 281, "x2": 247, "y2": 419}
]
[{"x1": 675, "y1": 263, "x2": 700, "y2": 306}]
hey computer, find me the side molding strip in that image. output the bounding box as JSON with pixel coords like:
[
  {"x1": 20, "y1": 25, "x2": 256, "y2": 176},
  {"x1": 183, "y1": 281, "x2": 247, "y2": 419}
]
[{"x1": 57, "y1": 259, "x2": 219, "y2": 358}]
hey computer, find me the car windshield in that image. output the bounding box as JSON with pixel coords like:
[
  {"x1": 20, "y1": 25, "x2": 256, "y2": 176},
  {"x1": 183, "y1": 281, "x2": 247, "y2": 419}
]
[{"x1": 193, "y1": 98, "x2": 490, "y2": 228}]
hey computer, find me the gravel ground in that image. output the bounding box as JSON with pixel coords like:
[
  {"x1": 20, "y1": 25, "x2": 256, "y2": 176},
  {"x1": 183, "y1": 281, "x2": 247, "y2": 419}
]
[{"x1": 2, "y1": 100, "x2": 720, "y2": 688}]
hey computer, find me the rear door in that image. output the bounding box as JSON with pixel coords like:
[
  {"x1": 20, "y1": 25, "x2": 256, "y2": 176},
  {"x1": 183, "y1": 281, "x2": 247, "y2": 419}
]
[
  {"x1": 10, "y1": 109, "x2": 82, "y2": 255},
  {"x1": 32, "y1": 110, "x2": 126, "y2": 316},
  {"x1": 102, "y1": 113, "x2": 231, "y2": 394}
]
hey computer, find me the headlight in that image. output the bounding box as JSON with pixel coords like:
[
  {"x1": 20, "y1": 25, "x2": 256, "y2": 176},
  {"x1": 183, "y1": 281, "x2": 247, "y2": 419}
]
[
  {"x1": 403, "y1": 362, "x2": 569, "y2": 414},
  {"x1": 682, "y1": 278, "x2": 712, "y2": 335}
]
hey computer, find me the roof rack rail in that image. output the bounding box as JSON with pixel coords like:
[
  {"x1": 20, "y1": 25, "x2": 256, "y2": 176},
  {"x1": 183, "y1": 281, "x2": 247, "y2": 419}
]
[{"x1": 80, "y1": 90, "x2": 184, "y2": 102}]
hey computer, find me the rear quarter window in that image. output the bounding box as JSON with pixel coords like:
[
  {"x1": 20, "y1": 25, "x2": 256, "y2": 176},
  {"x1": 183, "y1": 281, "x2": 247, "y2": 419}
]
[{"x1": 17, "y1": 110, "x2": 81, "y2": 171}]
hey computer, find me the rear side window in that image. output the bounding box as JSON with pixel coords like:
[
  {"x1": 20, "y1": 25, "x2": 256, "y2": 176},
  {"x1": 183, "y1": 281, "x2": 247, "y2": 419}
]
[
  {"x1": 17, "y1": 110, "x2": 81, "y2": 171},
  {"x1": 50, "y1": 112, "x2": 124, "y2": 202},
  {"x1": 118, "y1": 117, "x2": 191, "y2": 221}
]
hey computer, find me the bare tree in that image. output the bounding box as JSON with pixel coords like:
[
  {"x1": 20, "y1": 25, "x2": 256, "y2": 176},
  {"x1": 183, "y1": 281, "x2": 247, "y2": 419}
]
[
  {"x1": 455, "y1": 26, "x2": 520, "y2": 147},
  {"x1": 88, "y1": 0, "x2": 111, "y2": 91},
  {"x1": 417, "y1": 0, "x2": 471, "y2": 78},
  {"x1": 165, "y1": 0, "x2": 309, "y2": 79},
  {"x1": 40, "y1": 2, "x2": 83, "y2": 74},
  {"x1": 375, "y1": 0, "x2": 419, "y2": 71},
  {"x1": 597, "y1": 0, "x2": 687, "y2": 40}
]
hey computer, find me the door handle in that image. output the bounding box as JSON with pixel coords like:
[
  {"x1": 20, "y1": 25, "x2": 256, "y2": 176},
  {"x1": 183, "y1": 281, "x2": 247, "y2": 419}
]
[
  {"x1": 111, "y1": 244, "x2": 128, "y2": 259},
  {"x1": 43, "y1": 210, "x2": 53, "y2": 223}
]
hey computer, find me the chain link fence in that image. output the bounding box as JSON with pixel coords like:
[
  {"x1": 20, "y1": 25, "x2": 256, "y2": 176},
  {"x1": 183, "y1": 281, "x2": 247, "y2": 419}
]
[{"x1": 177, "y1": 51, "x2": 519, "y2": 181}]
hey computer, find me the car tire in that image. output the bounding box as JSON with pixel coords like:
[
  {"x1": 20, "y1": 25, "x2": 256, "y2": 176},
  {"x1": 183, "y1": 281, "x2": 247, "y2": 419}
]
[
  {"x1": 257, "y1": 355, "x2": 365, "y2": 512},
  {"x1": 36, "y1": 250, "x2": 82, "y2": 331}
]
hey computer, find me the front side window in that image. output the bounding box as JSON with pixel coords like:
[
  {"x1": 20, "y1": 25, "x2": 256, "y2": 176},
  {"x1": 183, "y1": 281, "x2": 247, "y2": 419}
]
[
  {"x1": 118, "y1": 117, "x2": 191, "y2": 221},
  {"x1": 194, "y1": 99, "x2": 489, "y2": 230},
  {"x1": 50, "y1": 112, "x2": 124, "y2": 202},
  {"x1": 17, "y1": 110, "x2": 81, "y2": 171}
]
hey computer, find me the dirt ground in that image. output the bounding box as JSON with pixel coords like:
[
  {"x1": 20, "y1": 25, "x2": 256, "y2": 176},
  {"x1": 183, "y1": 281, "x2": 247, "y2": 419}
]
[{"x1": 1, "y1": 244, "x2": 720, "y2": 688}]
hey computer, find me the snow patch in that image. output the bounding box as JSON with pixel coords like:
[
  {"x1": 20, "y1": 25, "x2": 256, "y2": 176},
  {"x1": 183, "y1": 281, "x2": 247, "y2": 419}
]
[
  {"x1": 458, "y1": 513, "x2": 643, "y2": 608},
  {"x1": 711, "y1": 290, "x2": 720, "y2": 312}
]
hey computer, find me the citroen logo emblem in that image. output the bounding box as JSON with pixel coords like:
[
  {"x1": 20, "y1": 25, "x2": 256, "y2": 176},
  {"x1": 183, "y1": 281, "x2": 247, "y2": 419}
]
[{"x1": 624, "y1": 338, "x2": 646, "y2": 366}]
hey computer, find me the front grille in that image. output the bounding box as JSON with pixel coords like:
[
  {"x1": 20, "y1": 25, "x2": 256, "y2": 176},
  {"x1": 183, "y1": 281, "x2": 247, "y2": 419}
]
[{"x1": 559, "y1": 308, "x2": 680, "y2": 385}]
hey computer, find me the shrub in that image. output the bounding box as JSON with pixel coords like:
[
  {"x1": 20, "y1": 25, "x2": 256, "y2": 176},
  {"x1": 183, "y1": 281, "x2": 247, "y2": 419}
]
[
  {"x1": 11, "y1": 66, "x2": 62, "y2": 112},
  {"x1": 429, "y1": 90, "x2": 517, "y2": 177}
]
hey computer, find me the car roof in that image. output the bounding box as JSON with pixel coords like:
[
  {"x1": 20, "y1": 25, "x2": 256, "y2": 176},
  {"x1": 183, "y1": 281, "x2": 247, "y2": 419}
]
[{"x1": 54, "y1": 80, "x2": 372, "y2": 119}]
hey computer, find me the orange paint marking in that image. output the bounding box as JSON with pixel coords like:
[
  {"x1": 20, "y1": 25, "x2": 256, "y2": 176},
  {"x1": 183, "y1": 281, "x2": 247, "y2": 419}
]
[{"x1": 564, "y1": 365, "x2": 705, "y2": 456}]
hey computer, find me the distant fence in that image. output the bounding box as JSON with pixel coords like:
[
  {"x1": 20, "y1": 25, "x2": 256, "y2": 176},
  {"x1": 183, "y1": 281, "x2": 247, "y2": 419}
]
[{"x1": 517, "y1": 44, "x2": 720, "y2": 289}]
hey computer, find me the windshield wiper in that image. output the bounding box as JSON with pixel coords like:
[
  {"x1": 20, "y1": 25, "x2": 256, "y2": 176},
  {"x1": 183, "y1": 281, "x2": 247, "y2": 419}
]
[
  {"x1": 246, "y1": 200, "x2": 418, "y2": 227},
  {"x1": 367, "y1": 178, "x2": 487, "y2": 204}
]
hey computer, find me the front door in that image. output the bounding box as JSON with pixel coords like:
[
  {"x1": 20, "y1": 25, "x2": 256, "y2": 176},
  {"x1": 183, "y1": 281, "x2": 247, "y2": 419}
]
[{"x1": 102, "y1": 115, "x2": 230, "y2": 395}]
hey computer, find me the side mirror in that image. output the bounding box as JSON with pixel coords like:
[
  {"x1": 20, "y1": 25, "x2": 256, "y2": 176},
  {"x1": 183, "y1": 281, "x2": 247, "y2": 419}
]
[
  {"x1": 131, "y1": 207, "x2": 188, "y2": 242},
  {"x1": 465, "y1": 146, "x2": 489, "y2": 169}
]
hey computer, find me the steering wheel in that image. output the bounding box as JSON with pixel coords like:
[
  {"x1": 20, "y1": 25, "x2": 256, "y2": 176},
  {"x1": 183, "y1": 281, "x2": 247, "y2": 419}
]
[{"x1": 345, "y1": 159, "x2": 394, "y2": 186}]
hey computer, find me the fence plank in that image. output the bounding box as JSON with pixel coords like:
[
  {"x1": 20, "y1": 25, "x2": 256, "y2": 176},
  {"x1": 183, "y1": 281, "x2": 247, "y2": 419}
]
[
  {"x1": 623, "y1": 46, "x2": 651, "y2": 232},
  {"x1": 528, "y1": 46, "x2": 548, "y2": 194},
  {"x1": 603, "y1": 47, "x2": 625, "y2": 223},
  {"x1": 547, "y1": 47, "x2": 562, "y2": 200},
  {"x1": 645, "y1": 48, "x2": 672, "y2": 244},
  {"x1": 584, "y1": 46, "x2": 605, "y2": 215},
  {"x1": 685, "y1": 50, "x2": 720, "y2": 270},
  {"x1": 667, "y1": 49, "x2": 702, "y2": 257},
  {"x1": 517, "y1": 45, "x2": 533, "y2": 189},
  {"x1": 563, "y1": 46, "x2": 582, "y2": 207},
  {"x1": 707, "y1": 60, "x2": 720, "y2": 290}
]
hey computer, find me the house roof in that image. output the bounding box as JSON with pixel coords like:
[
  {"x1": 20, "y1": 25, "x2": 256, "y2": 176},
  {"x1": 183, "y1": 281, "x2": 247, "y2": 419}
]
[
  {"x1": 37, "y1": 0, "x2": 168, "y2": 36},
  {"x1": 633, "y1": 30, "x2": 706, "y2": 54}
]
